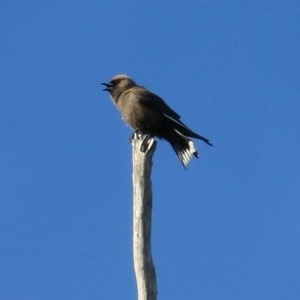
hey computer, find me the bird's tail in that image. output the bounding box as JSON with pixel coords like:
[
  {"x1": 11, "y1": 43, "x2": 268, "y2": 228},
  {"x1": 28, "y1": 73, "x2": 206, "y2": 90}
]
[
  {"x1": 163, "y1": 114, "x2": 213, "y2": 146},
  {"x1": 165, "y1": 130, "x2": 199, "y2": 168}
]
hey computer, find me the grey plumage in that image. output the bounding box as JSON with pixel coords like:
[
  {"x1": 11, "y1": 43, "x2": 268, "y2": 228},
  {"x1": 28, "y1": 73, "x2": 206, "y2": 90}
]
[{"x1": 102, "y1": 74, "x2": 212, "y2": 168}]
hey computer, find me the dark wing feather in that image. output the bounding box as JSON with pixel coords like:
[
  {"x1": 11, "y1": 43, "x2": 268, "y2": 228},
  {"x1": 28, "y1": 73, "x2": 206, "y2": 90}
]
[
  {"x1": 132, "y1": 87, "x2": 213, "y2": 146},
  {"x1": 133, "y1": 87, "x2": 181, "y2": 120}
]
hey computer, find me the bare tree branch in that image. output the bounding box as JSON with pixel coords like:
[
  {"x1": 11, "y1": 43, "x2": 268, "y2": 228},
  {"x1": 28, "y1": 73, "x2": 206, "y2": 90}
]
[{"x1": 132, "y1": 134, "x2": 157, "y2": 300}]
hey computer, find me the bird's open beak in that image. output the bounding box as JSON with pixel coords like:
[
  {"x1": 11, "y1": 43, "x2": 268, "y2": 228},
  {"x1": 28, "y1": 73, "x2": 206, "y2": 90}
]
[{"x1": 101, "y1": 82, "x2": 112, "y2": 92}]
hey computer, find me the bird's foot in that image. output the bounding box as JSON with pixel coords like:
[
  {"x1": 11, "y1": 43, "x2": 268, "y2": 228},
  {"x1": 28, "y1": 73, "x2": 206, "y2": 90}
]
[
  {"x1": 140, "y1": 134, "x2": 154, "y2": 153},
  {"x1": 129, "y1": 130, "x2": 143, "y2": 142},
  {"x1": 129, "y1": 131, "x2": 154, "y2": 153}
]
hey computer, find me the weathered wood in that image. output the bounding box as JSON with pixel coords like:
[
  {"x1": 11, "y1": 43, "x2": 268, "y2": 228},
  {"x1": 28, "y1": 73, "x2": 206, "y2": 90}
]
[{"x1": 132, "y1": 133, "x2": 157, "y2": 300}]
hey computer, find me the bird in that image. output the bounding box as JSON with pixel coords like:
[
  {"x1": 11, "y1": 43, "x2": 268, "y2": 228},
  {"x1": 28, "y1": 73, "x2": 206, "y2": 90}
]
[{"x1": 102, "y1": 74, "x2": 212, "y2": 168}]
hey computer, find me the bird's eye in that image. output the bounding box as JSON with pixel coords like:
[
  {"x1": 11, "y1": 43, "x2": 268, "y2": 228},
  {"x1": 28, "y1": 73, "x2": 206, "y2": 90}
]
[{"x1": 111, "y1": 79, "x2": 119, "y2": 85}]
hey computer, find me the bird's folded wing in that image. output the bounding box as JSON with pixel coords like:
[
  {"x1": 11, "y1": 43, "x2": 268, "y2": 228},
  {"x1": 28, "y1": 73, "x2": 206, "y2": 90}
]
[{"x1": 134, "y1": 88, "x2": 181, "y2": 120}]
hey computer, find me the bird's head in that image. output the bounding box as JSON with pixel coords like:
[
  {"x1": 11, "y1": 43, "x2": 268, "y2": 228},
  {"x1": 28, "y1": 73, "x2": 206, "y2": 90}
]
[{"x1": 101, "y1": 74, "x2": 136, "y2": 97}]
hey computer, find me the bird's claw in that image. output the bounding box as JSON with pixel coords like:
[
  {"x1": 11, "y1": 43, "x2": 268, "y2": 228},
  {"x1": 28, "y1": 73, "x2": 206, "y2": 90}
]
[
  {"x1": 129, "y1": 130, "x2": 143, "y2": 142},
  {"x1": 140, "y1": 135, "x2": 151, "y2": 153},
  {"x1": 129, "y1": 131, "x2": 153, "y2": 153}
]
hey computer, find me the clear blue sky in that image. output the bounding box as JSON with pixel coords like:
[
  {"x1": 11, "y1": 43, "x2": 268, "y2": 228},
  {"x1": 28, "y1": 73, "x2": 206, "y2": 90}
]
[{"x1": 1, "y1": 1, "x2": 300, "y2": 299}]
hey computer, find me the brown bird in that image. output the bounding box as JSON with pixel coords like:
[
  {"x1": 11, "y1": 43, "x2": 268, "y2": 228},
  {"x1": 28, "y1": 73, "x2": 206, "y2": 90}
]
[{"x1": 102, "y1": 74, "x2": 212, "y2": 167}]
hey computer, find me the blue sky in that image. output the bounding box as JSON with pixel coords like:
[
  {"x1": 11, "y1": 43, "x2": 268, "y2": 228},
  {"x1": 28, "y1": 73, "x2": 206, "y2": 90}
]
[{"x1": 1, "y1": 1, "x2": 300, "y2": 299}]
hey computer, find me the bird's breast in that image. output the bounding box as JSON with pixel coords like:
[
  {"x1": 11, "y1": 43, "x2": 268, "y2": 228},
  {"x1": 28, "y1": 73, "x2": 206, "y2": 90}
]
[{"x1": 120, "y1": 103, "x2": 163, "y2": 135}]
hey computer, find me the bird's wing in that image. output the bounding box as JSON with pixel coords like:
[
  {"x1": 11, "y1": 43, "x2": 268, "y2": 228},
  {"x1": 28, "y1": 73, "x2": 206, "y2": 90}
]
[
  {"x1": 132, "y1": 87, "x2": 212, "y2": 145},
  {"x1": 133, "y1": 87, "x2": 200, "y2": 136},
  {"x1": 133, "y1": 87, "x2": 181, "y2": 120}
]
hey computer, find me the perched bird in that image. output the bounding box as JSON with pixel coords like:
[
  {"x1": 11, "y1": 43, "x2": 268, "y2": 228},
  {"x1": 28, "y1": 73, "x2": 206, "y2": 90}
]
[{"x1": 102, "y1": 74, "x2": 212, "y2": 167}]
